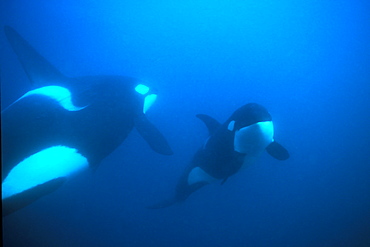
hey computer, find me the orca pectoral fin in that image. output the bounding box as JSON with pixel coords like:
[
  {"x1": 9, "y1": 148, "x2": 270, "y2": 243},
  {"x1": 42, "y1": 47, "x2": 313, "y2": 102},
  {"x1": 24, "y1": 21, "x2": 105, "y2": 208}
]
[
  {"x1": 2, "y1": 177, "x2": 67, "y2": 217},
  {"x1": 266, "y1": 141, "x2": 290, "y2": 160},
  {"x1": 134, "y1": 115, "x2": 173, "y2": 155},
  {"x1": 4, "y1": 26, "x2": 67, "y2": 87}
]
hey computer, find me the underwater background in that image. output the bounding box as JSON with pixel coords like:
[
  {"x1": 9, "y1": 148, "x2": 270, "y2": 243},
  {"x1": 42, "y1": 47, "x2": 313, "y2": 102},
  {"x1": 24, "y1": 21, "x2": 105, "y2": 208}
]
[{"x1": 1, "y1": 0, "x2": 369, "y2": 246}]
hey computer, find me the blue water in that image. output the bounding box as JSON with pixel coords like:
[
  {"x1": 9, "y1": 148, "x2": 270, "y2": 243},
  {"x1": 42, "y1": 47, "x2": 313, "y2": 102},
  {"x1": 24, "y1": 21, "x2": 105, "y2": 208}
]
[{"x1": 1, "y1": 0, "x2": 369, "y2": 246}]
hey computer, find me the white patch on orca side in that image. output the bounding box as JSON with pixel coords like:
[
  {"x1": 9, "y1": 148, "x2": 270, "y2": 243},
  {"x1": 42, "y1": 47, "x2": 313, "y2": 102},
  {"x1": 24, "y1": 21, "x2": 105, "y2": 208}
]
[
  {"x1": 143, "y1": 94, "x2": 157, "y2": 114},
  {"x1": 16, "y1": 86, "x2": 86, "y2": 111},
  {"x1": 2, "y1": 146, "x2": 89, "y2": 200},
  {"x1": 187, "y1": 167, "x2": 218, "y2": 186},
  {"x1": 234, "y1": 121, "x2": 274, "y2": 154}
]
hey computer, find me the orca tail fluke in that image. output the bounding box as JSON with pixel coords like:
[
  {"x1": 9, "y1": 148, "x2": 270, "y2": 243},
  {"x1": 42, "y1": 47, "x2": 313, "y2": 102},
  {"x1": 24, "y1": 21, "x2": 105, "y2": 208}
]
[{"x1": 146, "y1": 197, "x2": 178, "y2": 209}]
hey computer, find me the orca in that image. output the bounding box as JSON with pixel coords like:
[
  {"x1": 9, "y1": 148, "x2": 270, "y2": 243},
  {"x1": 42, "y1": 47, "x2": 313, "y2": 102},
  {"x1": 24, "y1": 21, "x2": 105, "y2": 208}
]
[
  {"x1": 148, "y1": 103, "x2": 289, "y2": 209},
  {"x1": 1, "y1": 26, "x2": 173, "y2": 217}
]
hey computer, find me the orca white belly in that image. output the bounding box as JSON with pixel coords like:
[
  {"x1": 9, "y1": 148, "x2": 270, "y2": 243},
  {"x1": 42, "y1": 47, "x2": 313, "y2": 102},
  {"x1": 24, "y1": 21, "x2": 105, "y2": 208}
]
[{"x1": 2, "y1": 146, "x2": 88, "y2": 199}]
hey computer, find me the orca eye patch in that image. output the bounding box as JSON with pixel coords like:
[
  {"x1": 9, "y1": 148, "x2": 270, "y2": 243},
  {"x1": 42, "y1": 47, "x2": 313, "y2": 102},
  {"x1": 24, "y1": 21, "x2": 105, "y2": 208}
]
[
  {"x1": 135, "y1": 84, "x2": 150, "y2": 95},
  {"x1": 228, "y1": 121, "x2": 235, "y2": 131}
]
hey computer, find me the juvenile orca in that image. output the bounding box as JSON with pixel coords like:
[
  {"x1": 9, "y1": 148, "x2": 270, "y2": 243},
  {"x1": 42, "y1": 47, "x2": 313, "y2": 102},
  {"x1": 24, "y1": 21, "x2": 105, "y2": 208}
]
[
  {"x1": 148, "y1": 103, "x2": 289, "y2": 209},
  {"x1": 1, "y1": 26, "x2": 173, "y2": 216}
]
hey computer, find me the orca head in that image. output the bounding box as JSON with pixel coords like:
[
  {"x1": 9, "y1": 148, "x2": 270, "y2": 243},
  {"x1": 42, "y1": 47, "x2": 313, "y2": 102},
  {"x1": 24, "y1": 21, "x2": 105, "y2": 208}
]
[
  {"x1": 87, "y1": 76, "x2": 158, "y2": 116},
  {"x1": 226, "y1": 103, "x2": 274, "y2": 154}
]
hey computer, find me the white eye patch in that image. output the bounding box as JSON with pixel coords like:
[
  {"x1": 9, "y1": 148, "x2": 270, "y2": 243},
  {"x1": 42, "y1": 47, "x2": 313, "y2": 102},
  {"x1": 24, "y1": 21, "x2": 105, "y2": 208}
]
[
  {"x1": 135, "y1": 84, "x2": 150, "y2": 95},
  {"x1": 227, "y1": 120, "x2": 235, "y2": 131}
]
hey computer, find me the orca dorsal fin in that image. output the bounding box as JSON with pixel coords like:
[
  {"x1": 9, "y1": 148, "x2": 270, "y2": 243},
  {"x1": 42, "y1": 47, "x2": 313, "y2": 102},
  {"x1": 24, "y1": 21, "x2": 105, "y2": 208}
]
[
  {"x1": 266, "y1": 141, "x2": 290, "y2": 160},
  {"x1": 4, "y1": 26, "x2": 68, "y2": 88},
  {"x1": 196, "y1": 114, "x2": 221, "y2": 135}
]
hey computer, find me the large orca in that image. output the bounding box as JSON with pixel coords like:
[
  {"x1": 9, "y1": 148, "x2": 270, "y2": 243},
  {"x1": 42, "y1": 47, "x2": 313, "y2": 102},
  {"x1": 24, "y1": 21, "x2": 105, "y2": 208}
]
[
  {"x1": 148, "y1": 103, "x2": 289, "y2": 208},
  {"x1": 1, "y1": 26, "x2": 173, "y2": 217}
]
